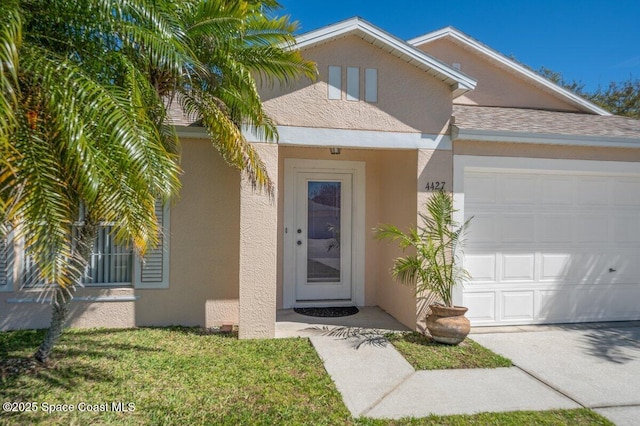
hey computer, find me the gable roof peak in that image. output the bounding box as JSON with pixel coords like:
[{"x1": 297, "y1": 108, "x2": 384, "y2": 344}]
[
  {"x1": 294, "y1": 17, "x2": 477, "y2": 98},
  {"x1": 408, "y1": 27, "x2": 611, "y2": 116}
]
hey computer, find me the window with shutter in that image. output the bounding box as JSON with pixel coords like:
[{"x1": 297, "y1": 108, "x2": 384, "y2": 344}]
[
  {"x1": 0, "y1": 233, "x2": 13, "y2": 292},
  {"x1": 134, "y1": 201, "x2": 170, "y2": 289},
  {"x1": 10, "y1": 202, "x2": 168, "y2": 290},
  {"x1": 22, "y1": 225, "x2": 134, "y2": 288}
]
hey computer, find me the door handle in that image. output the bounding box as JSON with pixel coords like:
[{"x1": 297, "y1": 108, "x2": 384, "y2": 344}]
[
  {"x1": 297, "y1": 229, "x2": 302, "y2": 234},
  {"x1": 297, "y1": 240, "x2": 302, "y2": 246}
]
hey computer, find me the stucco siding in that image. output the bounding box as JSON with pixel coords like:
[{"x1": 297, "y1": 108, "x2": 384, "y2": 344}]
[
  {"x1": 238, "y1": 143, "x2": 278, "y2": 338},
  {"x1": 0, "y1": 138, "x2": 242, "y2": 330},
  {"x1": 375, "y1": 150, "x2": 420, "y2": 329},
  {"x1": 136, "y1": 138, "x2": 241, "y2": 328},
  {"x1": 261, "y1": 35, "x2": 452, "y2": 135},
  {"x1": 416, "y1": 38, "x2": 580, "y2": 112}
]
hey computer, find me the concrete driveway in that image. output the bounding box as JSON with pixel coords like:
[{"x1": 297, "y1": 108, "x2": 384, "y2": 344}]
[{"x1": 471, "y1": 322, "x2": 640, "y2": 426}]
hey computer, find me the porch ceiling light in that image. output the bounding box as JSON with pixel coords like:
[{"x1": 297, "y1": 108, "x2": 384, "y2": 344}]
[{"x1": 330, "y1": 147, "x2": 341, "y2": 155}]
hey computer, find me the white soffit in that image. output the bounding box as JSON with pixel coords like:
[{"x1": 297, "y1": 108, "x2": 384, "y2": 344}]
[
  {"x1": 409, "y1": 27, "x2": 611, "y2": 116},
  {"x1": 245, "y1": 125, "x2": 452, "y2": 150},
  {"x1": 294, "y1": 17, "x2": 477, "y2": 98}
]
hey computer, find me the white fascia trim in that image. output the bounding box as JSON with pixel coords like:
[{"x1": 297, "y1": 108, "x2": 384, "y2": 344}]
[
  {"x1": 295, "y1": 17, "x2": 476, "y2": 94},
  {"x1": 246, "y1": 125, "x2": 452, "y2": 150},
  {"x1": 453, "y1": 126, "x2": 640, "y2": 148},
  {"x1": 409, "y1": 27, "x2": 611, "y2": 116}
]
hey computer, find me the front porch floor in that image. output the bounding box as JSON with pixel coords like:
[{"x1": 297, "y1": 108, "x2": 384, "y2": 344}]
[{"x1": 275, "y1": 306, "x2": 410, "y2": 338}]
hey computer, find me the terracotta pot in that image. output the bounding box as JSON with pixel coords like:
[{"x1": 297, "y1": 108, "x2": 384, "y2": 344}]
[{"x1": 426, "y1": 305, "x2": 470, "y2": 345}]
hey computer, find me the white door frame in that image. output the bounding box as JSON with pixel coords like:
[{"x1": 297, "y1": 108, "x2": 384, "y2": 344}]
[{"x1": 283, "y1": 159, "x2": 365, "y2": 308}]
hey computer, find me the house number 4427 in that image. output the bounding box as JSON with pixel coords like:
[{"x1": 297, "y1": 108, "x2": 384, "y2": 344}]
[{"x1": 425, "y1": 181, "x2": 446, "y2": 190}]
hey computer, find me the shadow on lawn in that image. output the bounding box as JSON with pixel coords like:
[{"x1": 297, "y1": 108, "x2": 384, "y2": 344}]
[{"x1": 0, "y1": 328, "x2": 164, "y2": 389}]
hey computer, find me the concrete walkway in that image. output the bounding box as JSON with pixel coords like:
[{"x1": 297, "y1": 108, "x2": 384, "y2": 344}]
[{"x1": 276, "y1": 308, "x2": 640, "y2": 424}]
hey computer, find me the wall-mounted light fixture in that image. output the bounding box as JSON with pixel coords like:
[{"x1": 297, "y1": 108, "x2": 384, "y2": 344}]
[{"x1": 329, "y1": 147, "x2": 341, "y2": 155}]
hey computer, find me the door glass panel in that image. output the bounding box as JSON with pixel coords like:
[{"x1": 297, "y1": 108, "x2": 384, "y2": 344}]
[{"x1": 307, "y1": 181, "x2": 341, "y2": 282}]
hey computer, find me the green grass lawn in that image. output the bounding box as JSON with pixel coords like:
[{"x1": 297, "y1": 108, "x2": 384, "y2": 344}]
[
  {"x1": 0, "y1": 328, "x2": 613, "y2": 425},
  {"x1": 388, "y1": 332, "x2": 513, "y2": 370}
]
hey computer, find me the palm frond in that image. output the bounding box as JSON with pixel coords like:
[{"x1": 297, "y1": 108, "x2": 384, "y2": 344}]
[{"x1": 374, "y1": 191, "x2": 472, "y2": 307}]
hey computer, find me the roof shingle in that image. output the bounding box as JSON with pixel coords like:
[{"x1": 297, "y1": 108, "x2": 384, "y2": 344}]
[{"x1": 452, "y1": 105, "x2": 640, "y2": 139}]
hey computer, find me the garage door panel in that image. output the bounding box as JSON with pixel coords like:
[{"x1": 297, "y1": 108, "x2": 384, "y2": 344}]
[
  {"x1": 575, "y1": 215, "x2": 609, "y2": 243},
  {"x1": 501, "y1": 215, "x2": 535, "y2": 243},
  {"x1": 500, "y1": 175, "x2": 538, "y2": 204},
  {"x1": 577, "y1": 177, "x2": 610, "y2": 206},
  {"x1": 465, "y1": 173, "x2": 497, "y2": 204},
  {"x1": 501, "y1": 254, "x2": 535, "y2": 281},
  {"x1": 613, "y1": 214, "x2": 640, "y2": 243},
  {"x1": 613, "y1": 178, "x2": 640, "y2": 207},
  {"x1": 538, "y1": 289, "x2": 575, "y2": 322},
  {"x1": 502, "y1": 291, "x2": 534, "y2": 321},
  {"x1": 603, "y1": 251, "x2": 640, "y2": 284},
  {"x1": 462, "y1": 167, "x2": 640, "y2": 326},
  {"x1": 463, "y1": 292, "x2": 496, "y2": 322},
  {"x1": 540, "y1": 253, "x2": 573, "y2": 282},
  {"x1": 540, "y1": 215, "x2": 573, "y2": 243},
  {"x1": 541, "y1": 176, "x2": 575, "y2": 205},
  {"x1": 573, "y1": 253, "x2": 616, "y2": 285},
  {"x1": 465, "y1": 254, "x2": 496, "y2": 282},
  {"x1": 466, "y1": 214, "x2": 497, "y2": 244}
]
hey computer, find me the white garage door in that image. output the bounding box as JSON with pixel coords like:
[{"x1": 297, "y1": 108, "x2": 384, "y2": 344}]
[{"x1": 461, "y1": 162, "x2": 640, "y2": 326}]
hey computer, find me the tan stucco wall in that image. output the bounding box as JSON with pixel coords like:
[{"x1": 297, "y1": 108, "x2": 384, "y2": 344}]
[
  {"x1": 416, "y1": 38, "x2": 580, "y2": 112},
  {"x1": 239, "y1": 143, "x2": 278, "y2": 338},
  {"x1": 454, "y1": 140, "x2": 640, "y2": 162},
  {"x1": 136, "y1": 138, "x2": 241, "y2": 327},
  {"x1": 261, "y1": 35, "x2": 452, "y2": 134},
  {"x1": 375, "y1": 150, "x2": 422, "y2": 328},
  {"x1": 0, "y1": 288, "x2": 138, "y2": 330},
  {"x1": 0, "y1": 138, "x2": 242, "y2": 330}
]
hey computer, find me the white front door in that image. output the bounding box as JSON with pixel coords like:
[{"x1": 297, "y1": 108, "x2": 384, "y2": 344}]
[{"x1": 294, "y1": 172, "x2": 352, "y2": 301}]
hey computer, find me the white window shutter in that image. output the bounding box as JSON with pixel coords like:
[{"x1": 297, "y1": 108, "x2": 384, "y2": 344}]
[
  {"x1": 328, "y1": 66, "x2": 341, "y2": 99},
  {"x1": 365, "y1": 68, "x2": 378, "y2": 102},
  {"x1": 346, "y1": 67, "x2": 359, "y2": 101},
  {"x1": 0, "y1": 232, "x2": 13, "y2": 292},
  {"x1": 134, "y1": 201, "x2": 170, "y2": 289}
]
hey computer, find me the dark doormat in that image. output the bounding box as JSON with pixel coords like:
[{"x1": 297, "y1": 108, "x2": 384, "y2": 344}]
[{"x1": 294, "y1": 306, "x2": 359, "y2": 318}]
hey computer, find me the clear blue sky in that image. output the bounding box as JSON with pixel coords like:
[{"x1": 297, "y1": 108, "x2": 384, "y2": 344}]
[{"x1": 277, "y1": 0, "x2": 640, "y2": 92}]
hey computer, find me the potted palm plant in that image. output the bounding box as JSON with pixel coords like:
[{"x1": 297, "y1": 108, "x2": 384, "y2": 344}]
[{"x1": 374, "y1": 191, "x2": 472, "y2": 345}]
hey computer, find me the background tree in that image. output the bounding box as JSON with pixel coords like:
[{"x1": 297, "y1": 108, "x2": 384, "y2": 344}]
[{"x1": 537, "y1": 66, "x2": 639, "y2": 118}]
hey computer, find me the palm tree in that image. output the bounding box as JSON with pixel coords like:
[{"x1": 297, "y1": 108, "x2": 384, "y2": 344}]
[
  {"x1": 1, "y1": 0, "x2": 185, "y2": 362},
  {"x1": 1, "y1": 0, "x2": 315, "y2": 363},
  {"x1": 373, "y1": 191, "x2": 471, "y2": 307},
  {"x1": 162, "y1": 0, "x2": 316, "y2": 191}
]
